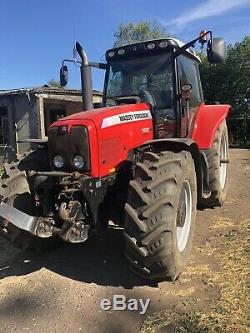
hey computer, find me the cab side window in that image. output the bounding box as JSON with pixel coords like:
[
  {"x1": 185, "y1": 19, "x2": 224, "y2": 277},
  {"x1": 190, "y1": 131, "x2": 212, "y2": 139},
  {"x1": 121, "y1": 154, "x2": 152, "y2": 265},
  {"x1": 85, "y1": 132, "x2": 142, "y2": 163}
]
[{"x1": 178, "y1": 55, "x2": 203, "y2": 107}]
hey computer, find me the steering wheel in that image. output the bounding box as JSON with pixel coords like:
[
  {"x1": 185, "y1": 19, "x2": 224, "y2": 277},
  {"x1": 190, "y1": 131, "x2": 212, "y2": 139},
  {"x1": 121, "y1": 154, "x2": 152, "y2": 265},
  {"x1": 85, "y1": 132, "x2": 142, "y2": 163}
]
[{"x1": 138, "y1": 83, "x2": 156, "y2": 108}]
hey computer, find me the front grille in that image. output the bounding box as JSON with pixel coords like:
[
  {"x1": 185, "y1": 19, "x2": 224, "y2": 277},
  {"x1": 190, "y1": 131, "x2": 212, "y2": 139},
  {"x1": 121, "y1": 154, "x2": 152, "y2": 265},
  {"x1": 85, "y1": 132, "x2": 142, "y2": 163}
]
[{"x1": 48, "y1": 126, "x2": 90, "y2": 172}]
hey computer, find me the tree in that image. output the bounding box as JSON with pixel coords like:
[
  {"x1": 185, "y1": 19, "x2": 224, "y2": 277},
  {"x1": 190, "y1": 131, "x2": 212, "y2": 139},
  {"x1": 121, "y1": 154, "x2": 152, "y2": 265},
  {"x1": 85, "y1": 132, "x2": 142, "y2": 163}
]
[
  {"x1": 47, "y1": 79, "x2": 61, "y2": 87},
  {"x1": 199, "y1": 36, "x2": 250, "y2": 143},
  {"x1": 113, "y1": 21, "x2": 169, "y2": 47}
]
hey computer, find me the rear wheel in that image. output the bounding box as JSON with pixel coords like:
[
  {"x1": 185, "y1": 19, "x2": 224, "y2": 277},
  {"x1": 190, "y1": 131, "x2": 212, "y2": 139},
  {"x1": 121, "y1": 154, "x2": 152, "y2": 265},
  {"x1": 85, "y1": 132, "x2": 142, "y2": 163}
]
[
  {"x1": 202, "y1": 121, "x2": 229, "y2": 207},
  {"x1": 124, "y1": 151, "x2": 197, "y2": 281}
]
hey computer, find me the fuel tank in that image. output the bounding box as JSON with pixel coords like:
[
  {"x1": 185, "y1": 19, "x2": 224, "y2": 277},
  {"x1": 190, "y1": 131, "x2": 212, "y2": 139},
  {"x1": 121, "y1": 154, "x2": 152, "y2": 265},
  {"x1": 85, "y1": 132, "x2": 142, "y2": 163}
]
[{"x1": 49, "y1": 103, "x2": 153, "y2": 178}]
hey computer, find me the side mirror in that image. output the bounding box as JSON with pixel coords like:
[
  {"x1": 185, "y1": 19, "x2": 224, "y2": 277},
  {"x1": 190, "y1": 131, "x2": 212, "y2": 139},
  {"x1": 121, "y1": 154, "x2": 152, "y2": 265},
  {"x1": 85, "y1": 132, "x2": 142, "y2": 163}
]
[
  {"x1": 181, "y1": 84, "x2": 192, "y2": 93},
  {"x1": 207, "y1": 38, "x2": 226, "y2": 64},
  {"x1": 181, "y1": 83, "x2": 192, "y2": 99},
  {"x1": 60, "y1": 65, "x2": 68, "y2": 86}
]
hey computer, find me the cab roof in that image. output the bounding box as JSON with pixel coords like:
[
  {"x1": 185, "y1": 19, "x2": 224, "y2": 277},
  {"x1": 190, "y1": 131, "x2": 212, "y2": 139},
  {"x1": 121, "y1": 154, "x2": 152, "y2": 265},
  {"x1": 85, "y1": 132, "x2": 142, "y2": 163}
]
[{"x1": 106, "y1": 38, "x2": 201, "y2": 63}]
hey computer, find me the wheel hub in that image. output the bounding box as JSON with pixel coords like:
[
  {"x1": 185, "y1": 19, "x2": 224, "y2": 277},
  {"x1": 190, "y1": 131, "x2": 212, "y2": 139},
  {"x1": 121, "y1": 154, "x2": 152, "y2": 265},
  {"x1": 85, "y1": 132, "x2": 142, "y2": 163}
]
[
  {"x1": 176, "y1": 180, "x2": 192, "y2": 252},
  {"x1": 219, "y1": 132, "x2": 228, "y2": 190},
  {"x1": 177, "y1": 191, "x2": 186, "y2": 227}
]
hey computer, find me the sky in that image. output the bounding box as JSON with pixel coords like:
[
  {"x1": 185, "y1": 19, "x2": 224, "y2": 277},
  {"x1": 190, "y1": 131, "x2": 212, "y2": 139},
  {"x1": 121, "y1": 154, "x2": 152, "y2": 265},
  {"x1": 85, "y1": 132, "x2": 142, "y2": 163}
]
[{"x1": 0, "y1": 0, "x2": 249, "y2": 91}]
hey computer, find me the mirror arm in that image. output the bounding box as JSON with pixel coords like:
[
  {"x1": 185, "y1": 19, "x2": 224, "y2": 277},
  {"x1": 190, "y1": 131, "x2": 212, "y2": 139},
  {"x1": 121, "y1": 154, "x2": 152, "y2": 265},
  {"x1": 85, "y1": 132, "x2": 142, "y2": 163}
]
[
  {"x1": 62, "y1": 59, "x2": 107, "y2": 70},
  {"x1": 62, "y1": 59, "x2": 82, "y2": 66},
  {"x1": 60, "y1": 42, "x2": 107, "y2": 111},
  {"x1": 173, "y1": 31, "x2": 212, "y2": 58},
  {"x1": 89, "y1": 62, "x2": 108, "y2": 70}
]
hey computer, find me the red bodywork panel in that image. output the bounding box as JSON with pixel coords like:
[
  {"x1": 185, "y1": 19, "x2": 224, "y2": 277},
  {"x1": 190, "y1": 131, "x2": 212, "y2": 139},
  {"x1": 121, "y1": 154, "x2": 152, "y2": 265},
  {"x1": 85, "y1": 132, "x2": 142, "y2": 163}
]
[
  {"x1": 191, "y1": 104, "x2": 231, "y2": 150},
  {"x1": 50, "y1": 102, "x2": 231, "y2": 178},
  {"x1": 51, "y1": 103, "x2": 153, "y2": 178}
]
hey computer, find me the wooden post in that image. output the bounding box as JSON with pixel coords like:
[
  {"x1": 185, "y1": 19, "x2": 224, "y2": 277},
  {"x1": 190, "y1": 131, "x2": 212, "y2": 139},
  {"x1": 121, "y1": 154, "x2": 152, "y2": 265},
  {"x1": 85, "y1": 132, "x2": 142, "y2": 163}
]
[{"x1": 37, "y1": 96, "x2": 46, "y2": 139}]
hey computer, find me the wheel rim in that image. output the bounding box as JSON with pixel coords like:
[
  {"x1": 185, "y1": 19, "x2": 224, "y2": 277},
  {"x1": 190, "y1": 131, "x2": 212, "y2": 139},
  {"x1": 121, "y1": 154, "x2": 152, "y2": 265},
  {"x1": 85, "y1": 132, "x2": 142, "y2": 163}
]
[
  {"x1": 219, "y1": 132, "x2": 228, "y2": 190},
  {"x1": 176, "y1": 180, "x2": 192, "y2": 252}
]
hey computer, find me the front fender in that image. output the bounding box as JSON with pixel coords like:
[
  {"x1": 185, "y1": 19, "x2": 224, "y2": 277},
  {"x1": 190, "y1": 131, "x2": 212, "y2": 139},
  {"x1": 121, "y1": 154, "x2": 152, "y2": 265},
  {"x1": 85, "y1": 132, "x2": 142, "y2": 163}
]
[
  {"x1": 191, "y1": 104, "x2": 231, "y2": 149},
  {"x1": 140, "y1": 138, "x2": 209, "y2": 203}
]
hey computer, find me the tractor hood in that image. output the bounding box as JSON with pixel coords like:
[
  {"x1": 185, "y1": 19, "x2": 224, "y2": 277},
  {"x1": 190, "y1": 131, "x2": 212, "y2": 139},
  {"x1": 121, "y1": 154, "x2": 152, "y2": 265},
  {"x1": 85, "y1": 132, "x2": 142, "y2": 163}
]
[
  {"x1": 50, "y1": 102, "x2": 151, "y2": 130},
  {"x1": 49, "y1": 102, "x2": 153, "y2": 178}
]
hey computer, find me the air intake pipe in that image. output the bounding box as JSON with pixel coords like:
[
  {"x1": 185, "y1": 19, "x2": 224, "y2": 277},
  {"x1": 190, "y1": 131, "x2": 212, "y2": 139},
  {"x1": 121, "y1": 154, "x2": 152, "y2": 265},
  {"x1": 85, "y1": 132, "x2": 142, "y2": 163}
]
[{"x1": 76, "y1": 42, "x2": 93, "y2": 111}]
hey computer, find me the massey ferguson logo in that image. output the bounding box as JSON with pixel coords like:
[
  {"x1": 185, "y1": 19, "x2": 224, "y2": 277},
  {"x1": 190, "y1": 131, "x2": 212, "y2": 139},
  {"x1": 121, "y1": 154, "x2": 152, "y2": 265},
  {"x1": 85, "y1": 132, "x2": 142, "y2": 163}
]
[
  {"x1": 102, "y1": 110, "x2": 152, "y2": 128},
  {"x1": 119, "y1": 113, "x2": 148, "y2": 122}
]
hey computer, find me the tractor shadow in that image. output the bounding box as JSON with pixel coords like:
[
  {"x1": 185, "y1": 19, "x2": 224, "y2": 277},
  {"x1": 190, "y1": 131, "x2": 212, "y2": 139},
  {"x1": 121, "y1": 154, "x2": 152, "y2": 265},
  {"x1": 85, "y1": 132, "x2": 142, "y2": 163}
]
[{"x1": 0, "y1": 227, "x2": 157, "y2": 289}]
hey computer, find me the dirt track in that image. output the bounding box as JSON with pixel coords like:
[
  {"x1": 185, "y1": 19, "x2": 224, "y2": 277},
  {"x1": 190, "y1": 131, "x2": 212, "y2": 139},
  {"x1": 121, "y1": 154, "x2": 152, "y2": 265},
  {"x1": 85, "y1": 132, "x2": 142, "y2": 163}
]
[{"x1": 0, "y1": 149, "x2": 249, "y2": 333}]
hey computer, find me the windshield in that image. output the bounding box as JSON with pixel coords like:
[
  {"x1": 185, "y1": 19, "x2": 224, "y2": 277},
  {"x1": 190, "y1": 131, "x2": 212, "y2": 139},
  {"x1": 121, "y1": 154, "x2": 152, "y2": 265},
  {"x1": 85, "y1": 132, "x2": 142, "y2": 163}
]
[{"x1": 105, "y1": 53, "x2": 173, "y2": 109}]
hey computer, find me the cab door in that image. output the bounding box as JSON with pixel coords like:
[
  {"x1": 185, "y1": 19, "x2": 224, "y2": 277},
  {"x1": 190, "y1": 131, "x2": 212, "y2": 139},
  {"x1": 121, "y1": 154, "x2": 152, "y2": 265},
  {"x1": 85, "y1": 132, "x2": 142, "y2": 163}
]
[{"x1": 177, "y1": 55, "x2": 203, "y2": 137}]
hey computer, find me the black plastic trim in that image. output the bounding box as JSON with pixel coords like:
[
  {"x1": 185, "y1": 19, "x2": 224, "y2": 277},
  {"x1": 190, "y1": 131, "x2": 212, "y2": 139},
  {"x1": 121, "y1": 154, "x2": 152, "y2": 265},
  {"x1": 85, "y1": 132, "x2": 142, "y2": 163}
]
[{"x1": 48, "y1": 126, "x2": 90, "y2": 172}]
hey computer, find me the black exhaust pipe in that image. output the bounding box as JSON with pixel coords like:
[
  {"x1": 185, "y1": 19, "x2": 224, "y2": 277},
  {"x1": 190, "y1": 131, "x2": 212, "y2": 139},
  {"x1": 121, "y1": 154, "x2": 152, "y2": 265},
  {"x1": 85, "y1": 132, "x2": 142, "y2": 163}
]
[{"x1": 75, "y1": 42, "x2": 93, "y2": 111}]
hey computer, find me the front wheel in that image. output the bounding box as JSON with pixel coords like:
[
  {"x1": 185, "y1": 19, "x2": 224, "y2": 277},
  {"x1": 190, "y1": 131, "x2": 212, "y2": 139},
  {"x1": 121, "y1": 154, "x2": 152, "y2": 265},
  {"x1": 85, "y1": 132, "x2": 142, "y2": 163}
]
[
  {"x1": 0, "y1": 150, "x2": 60, "y2": 252},
  {"x1": 0, "y1": 193, "x2": 59, "y2": 252},
  {"x1": 124, "y1": 151, "x2": 197, "y2": 281}
]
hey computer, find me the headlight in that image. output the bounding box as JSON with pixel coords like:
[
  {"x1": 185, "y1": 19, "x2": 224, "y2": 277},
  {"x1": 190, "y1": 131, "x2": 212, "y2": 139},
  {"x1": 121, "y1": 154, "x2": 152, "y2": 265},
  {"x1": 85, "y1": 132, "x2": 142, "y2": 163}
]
[
  {"x1": 53, "y1": 155, "x2": 64, "y2": 168},
  {"x1": 73, "y1": 155, "x2": 85, "y2": 169}
]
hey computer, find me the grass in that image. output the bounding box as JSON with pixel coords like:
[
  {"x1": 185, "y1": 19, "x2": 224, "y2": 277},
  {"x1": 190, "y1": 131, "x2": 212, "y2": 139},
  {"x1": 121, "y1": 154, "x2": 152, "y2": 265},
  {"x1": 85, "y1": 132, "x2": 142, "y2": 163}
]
[
  {"x1": 141, "y1": 218, "x2": 250, "y2": 333},
  {"x1": 141, "y1": 309, "x2": 212, "y2": 333},
  {"x1": 204, "y1": 218, "x2": 250, "y2": 333},
  {"x1": 0, "y1": 165, "x2": 5, "y2": 177}
]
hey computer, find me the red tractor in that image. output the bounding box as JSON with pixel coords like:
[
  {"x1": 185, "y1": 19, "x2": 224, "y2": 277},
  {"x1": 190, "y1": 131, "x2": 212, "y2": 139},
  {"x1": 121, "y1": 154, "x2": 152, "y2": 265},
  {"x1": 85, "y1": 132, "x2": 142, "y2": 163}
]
[{"x1": 0, "y1": 31, "x2": 230, "y2": 281}]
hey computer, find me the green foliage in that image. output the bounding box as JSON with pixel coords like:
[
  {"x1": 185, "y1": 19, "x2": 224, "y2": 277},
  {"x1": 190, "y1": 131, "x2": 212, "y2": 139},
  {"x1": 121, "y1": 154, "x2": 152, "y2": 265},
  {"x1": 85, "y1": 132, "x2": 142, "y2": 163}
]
[
  {"x1": 177, "y1": 311, "x2": 211, "y2": 333},
  {"x1": 0, "y1": 165, "x2": 5, "y2": 177},
  {"x1": 47, "y1": 79, "x2": 61, "y2": 87},
  {"x1": 113, "y1": 21, "x2": 169, "y2": 47},
  {"x1": 200, "y1": 36, "x2": 250, "y2": 143}
]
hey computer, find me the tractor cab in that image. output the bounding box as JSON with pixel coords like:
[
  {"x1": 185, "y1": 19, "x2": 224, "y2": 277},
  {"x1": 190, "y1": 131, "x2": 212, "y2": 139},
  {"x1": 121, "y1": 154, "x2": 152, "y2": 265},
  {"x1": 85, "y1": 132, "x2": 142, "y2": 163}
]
[
  {"x1": 104, "y1": 38, "x2": 201, "y2": 138},
  {"x1": 60, "y1": 31, "x2": 226, "y2": 139}
]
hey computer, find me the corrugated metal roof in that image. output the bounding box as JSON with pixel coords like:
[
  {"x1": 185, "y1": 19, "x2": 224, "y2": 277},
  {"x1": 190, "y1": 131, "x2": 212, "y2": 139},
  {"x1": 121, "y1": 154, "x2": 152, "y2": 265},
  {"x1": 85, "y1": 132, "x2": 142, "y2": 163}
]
[{"x1": 0, "y1": 85, "x2": 102, "y2": 96}]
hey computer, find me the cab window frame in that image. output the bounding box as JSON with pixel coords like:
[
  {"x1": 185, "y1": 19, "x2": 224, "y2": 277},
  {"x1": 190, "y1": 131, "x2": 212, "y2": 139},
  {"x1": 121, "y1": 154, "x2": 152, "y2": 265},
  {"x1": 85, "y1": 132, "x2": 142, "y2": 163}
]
[{"x1": 177, "y1": 54, "x2": 203, "y2": 108}]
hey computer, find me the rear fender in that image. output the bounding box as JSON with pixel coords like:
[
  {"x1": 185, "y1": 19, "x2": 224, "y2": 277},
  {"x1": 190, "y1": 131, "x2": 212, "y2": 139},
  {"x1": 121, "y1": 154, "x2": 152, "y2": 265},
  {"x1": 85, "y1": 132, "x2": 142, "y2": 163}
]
[
  {"x1": 140, "y1": 138, "x2": 210, "y2": 204},
  {"x1": 192, "y1": 104, "x2": 231, "y2": 149}
]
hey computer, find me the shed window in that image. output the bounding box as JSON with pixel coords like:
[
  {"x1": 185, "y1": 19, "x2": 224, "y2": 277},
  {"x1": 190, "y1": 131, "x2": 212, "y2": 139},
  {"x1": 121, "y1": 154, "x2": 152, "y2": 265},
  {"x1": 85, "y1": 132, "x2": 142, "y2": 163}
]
[{"x1": 0, "y1": 107, "x2": 9, "y2": 145}]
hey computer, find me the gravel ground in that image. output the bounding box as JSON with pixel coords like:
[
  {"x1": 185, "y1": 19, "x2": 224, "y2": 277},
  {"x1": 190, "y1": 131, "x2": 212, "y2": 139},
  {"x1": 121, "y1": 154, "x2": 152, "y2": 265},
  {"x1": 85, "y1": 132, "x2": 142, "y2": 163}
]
[{"x1": 0, "y1": 148, "x2": 249, "y2": 333}]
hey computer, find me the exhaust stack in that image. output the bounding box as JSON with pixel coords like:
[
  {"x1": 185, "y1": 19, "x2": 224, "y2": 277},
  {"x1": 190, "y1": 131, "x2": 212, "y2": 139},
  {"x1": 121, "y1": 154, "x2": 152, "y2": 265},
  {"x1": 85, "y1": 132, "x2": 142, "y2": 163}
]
[{"x1": 75, "y1": 42, "x2": 93, "y2": 111}]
